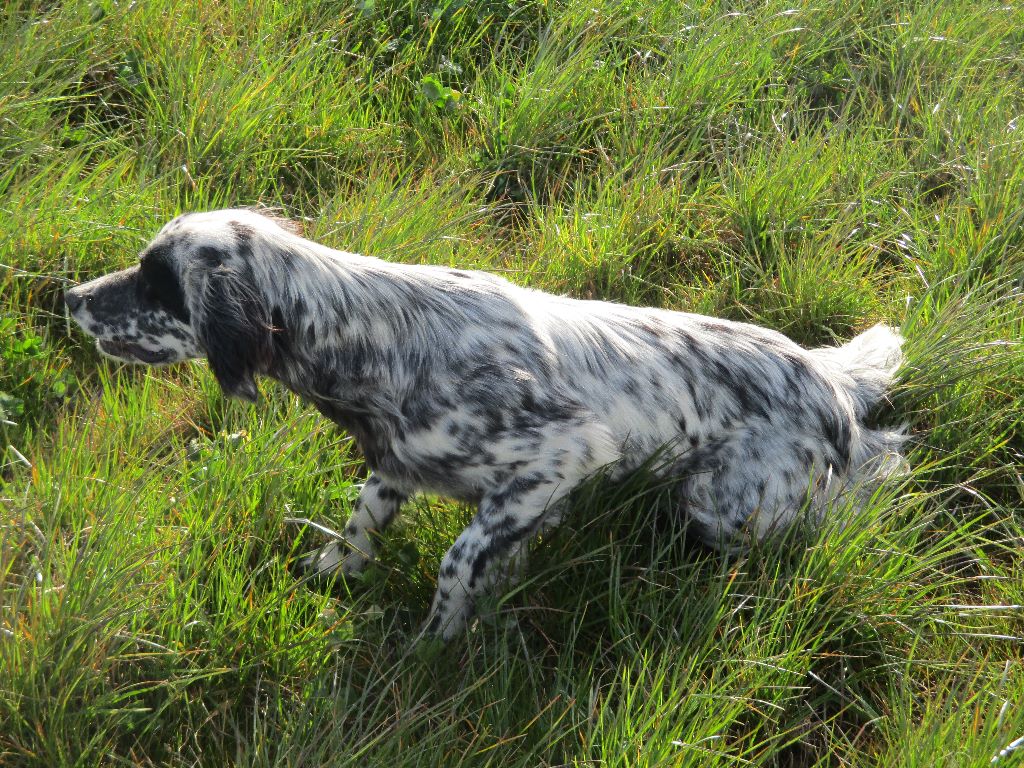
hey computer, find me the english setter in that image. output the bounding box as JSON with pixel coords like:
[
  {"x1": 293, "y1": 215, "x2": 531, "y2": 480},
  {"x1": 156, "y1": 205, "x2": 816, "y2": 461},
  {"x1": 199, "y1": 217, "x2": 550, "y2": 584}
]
[{"x1": 65, "y1": 209, "x2": 906, "y2": 639}]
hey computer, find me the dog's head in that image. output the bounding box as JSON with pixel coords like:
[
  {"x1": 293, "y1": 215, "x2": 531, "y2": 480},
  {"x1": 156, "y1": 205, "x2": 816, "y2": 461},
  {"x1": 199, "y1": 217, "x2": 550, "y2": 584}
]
[{"x1": 65, "y1": 209, "x2": 292, "y2": 401}]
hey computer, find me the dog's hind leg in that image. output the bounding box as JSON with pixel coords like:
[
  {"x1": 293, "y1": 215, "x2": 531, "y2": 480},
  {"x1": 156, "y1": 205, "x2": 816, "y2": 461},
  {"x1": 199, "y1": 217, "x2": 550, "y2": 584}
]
[
  {"x1": 677, "y1": 422, "x2": 844, "y2": 549},
  {"x1": 300, "y1": 473, "x2": 407, "y2": 577},
  {"x1": 422, "y1": 419, "x2": 618, "y2": 640}
]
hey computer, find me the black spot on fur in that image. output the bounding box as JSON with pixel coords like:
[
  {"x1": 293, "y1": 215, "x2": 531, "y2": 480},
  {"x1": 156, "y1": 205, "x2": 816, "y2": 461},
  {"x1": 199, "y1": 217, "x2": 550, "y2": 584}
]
[
  {"x1": 820, "y1": 411, "x2": 851, "y2": 467},
  {"x1": 196, "y1": 245, "x2": 225, "y2": 267},
  {"x1": 709, "y1": 359, "x2": 771, "y2": 420},
  {"x1": 468, "y1": 519, "x2": 532, "y2": 587},
  {"x1": 377, "y1": 485, "x2": 406, "y2": 503},
  {"x1": 229, "y1": 221, "x2": 257, "y2": 262}
]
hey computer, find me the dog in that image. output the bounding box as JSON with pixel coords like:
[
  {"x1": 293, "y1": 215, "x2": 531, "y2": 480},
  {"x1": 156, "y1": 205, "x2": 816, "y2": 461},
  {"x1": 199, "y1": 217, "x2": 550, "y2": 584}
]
[{"x1": 64, "y1": 208, "x2": 907, "y2": 639}]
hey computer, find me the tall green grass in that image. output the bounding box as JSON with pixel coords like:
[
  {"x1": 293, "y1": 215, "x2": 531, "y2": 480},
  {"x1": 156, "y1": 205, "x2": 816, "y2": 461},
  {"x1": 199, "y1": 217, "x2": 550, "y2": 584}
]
[{"x1": 2, "y1": 0, "x2": 1022, "y2": 765}]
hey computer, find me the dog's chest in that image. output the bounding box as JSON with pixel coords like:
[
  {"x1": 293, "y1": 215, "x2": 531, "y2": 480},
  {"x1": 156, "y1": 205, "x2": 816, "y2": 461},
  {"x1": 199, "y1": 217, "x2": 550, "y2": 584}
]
[{"x1": 306, "y1": 394, "x2": 488, "y2": 499}]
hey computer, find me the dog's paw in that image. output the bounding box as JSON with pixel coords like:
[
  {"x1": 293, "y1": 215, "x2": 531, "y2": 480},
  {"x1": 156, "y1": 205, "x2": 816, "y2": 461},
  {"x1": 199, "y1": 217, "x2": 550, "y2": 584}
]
[
  {"x1": 298, "y1": 541, "x2": 344, "y2": 575},
  {"x1": 294, "y1": 541, "x2": 371, "y2": 585}
]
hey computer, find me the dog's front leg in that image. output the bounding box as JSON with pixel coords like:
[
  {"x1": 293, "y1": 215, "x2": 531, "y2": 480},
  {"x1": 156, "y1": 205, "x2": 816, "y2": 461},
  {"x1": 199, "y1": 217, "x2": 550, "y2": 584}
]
[{"x1": 301, "y1": 474, "x2": 407, "y2": 577}]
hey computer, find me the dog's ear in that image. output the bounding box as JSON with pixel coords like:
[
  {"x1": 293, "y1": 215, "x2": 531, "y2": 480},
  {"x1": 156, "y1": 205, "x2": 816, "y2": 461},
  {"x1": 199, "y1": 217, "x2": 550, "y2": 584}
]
[{"x1": 195, "y1": 264, "x2": 273, "y2": 401}]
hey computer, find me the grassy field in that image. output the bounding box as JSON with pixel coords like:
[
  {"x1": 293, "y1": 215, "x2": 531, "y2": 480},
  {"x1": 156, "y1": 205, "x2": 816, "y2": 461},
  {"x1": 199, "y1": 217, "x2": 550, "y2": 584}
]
[{"x1": 2, "y1": 0, "x2": 1023, "y2": 765}]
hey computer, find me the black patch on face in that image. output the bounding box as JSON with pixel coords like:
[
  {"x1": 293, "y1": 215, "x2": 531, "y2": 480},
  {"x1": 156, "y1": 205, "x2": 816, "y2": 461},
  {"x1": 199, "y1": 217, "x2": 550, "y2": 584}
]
[
  {"x1": 140, "y1": 246, "x2": 190, "y2": 322},
  {"x1": 377, "y1": 485, "x2": 406, "y2": 503},
  {"x1": 83, "y1": 270, "x2": 138, "y2": 327},
  {"x1": 98, "y1": 337, "x2": 172, "y2": 364}
]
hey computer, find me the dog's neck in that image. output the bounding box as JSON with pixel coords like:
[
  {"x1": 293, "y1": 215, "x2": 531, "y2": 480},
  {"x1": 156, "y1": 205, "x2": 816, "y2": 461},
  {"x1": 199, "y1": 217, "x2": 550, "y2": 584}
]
[{"x1": 247, "y1": 242, "x2": 421, "y2": 419}]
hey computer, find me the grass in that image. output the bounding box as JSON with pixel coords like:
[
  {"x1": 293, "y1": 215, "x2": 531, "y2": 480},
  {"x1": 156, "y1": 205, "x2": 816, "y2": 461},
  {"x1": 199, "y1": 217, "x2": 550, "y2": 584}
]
[{"x1": 1, "y1": 0, "x2": 1022, "y2": 765}]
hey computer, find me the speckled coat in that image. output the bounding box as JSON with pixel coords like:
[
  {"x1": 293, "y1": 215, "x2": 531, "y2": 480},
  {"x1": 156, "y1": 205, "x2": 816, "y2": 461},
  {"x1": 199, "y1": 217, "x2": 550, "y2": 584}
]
[{"x1": 65, "y1": 209, "x2": 907, "y2": 639}]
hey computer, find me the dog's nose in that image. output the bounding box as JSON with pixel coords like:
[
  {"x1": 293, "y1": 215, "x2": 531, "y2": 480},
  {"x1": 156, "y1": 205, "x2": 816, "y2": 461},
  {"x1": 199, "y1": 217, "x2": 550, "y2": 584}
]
[{"x1": 64, "y1": 289, "x2": 83, "y2": 313}]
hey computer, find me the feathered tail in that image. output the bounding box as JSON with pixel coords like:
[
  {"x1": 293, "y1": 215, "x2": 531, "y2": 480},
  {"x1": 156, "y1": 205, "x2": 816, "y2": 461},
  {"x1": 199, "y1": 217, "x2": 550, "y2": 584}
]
[{"x1": 812, "y1": 324, "x2": 908, "y2": 480}]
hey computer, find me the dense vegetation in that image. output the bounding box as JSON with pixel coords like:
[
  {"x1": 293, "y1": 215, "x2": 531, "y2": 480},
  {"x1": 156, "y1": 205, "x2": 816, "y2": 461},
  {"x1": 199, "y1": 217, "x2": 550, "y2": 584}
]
[{"x1": 1, "y1": 0, "x2": 1022, "y2": 765}]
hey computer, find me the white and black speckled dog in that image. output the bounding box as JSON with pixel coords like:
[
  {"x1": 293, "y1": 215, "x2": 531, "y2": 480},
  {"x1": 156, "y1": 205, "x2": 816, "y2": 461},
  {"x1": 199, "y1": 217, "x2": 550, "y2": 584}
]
[{"x1": 65, "y1": 208, "x2": 906, "y2": 639}]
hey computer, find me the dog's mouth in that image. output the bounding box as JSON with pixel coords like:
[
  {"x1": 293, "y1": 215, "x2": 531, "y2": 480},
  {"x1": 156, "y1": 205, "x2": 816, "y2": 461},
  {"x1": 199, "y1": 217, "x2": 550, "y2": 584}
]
[{"x1": 97, "y1": 339, "x2": 173, "y2": 365}]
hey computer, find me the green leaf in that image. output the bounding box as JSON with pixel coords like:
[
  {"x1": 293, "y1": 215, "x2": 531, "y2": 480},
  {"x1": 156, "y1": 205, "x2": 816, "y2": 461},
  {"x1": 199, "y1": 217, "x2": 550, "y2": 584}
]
[
  {"x1": 0, "y1": 391, "x2": 24, "y2": 419},
  {"x1": 419, "y1": 75, "x2": 445, "y2": 107}
]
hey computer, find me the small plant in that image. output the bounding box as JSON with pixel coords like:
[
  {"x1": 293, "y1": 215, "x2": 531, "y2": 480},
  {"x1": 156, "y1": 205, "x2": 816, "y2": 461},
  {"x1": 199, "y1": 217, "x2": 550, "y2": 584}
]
[
  {"x1": 0, "y1": 315, "x2": 75, "y2": 452},
  {"x1": 418, "y1": 73, "x2": 462, "y2": 111}
]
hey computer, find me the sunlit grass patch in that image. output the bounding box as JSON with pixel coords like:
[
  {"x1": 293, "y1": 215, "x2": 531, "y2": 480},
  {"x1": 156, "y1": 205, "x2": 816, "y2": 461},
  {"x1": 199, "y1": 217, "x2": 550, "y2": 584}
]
[{"x1": 1, "y1": 0, "x2": 1023, "y2": 764}]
